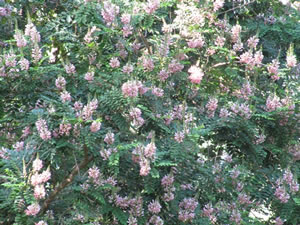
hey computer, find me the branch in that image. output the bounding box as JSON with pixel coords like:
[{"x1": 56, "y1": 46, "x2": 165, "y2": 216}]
[
  {"x1": 219, "y1": 0, "x2": 255, "y2": 15},
  {"x1": 40, "y1": 145, "x2": 93, "y2": 213}
]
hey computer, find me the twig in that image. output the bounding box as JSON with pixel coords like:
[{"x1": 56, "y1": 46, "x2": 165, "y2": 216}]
[
  {"x1": 40, "y1": 145, "x2": 93, "y2": 213},
  {"x1": 219, "y1": 0, "x2": 255, "y2": 15}
]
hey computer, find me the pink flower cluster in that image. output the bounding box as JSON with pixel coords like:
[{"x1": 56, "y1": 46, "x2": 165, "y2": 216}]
[
  {"x1": 101, "y1": 1, "x2": 119, "y2": 26},
  {"x1": 267, "y1": 59, "x2": 280, "y2": 80},
  {"x1": 13, "y1": 141, "x2": 24, "y2": 151},
  {"x1": 25, "y1": 23, "x2": 41, "y2": 43},
  {"x1": 84, "y1": 71, "x2": 94, "y2": 82},
  {"x1": 151, "y1": 87, "x2": 164, "y2": 97},
  {"x1": 239, "y1": 50, "x2": 264, "y2": 69},
  {"x1": 247, "y1": 36, "x2": 259, "y2": 49},
  {"x1": 265, "y1": 94, "x2": 281, "y2": 112},
  {"x1": 187, "y1": 37, "x2": 205, "y2": 48},
  {"x1": 29, "y1": 157, "x2": 51, "y2": 202},
  {"x1": 14, "y1": 30, "x2": 27, "y2": 48},
  {"x1": 230, "y1": 103, "x2": 252, "y2": 119},
  {"x1": 286, "y1": 54, "x2": 297, "y2": 68},
  {"x1": 84, "y1": 26, "x2": 97, "y2": 43},
  {"x1": 145, "y1": 0, "x2": 160, "y2": 15},
  {"x1": 231, "y1": 24, "x2": 242, "y2": 43},
  {"x1": 65, "y1": 63, "x2": 76, "y2": 74},
  {"x1": 55, "y1": 76, "x2": 66, "y2": 90},
  {"x1": 174, "y1": 131, "x2": 185, "y2": 143},
  {"x1": 25, "y1": 203, "x2": 40, "y2": 216},
  {"x1": 59, "y1": 123, "x2": 72, "y2": 136},
  {"x1": 100, "y1": 147, "x2": 117, "y2": 160},
  {"x1": 148, "y1": 215, "x2": 164, "y2": 225},
  {"x1": 60, "y1": 91, "x2": 71, "y2": 103},
  {"x1": 110, "y1": 57, "x2": 120, "y2": 68},
  {"x1": 206, "y1": 98, "x2": 218, "y2": 118},
  {"x1": 142, "y1": 57, "x2": 155, "y2": 72},
  {"x1": 122, "y1": 80, "x2": 147, "y2": 98},
  {"x1": 81, "y1": 99, "x2": 98, "y2": 120},
  {"x1": 129, "y1": 107, "x2": 145, "y2": 127},
  {"x1": 148, "y1": 200, "x2": 161, "y2": 214},
  {"x1": 188, "y1": 65, "x2": 204, "y2": 84},
  {"x1": 178, "y1": 198, "x2": 198, "y2": 222},
  {"x1": 104, "y1": 132, "x2": 115, "y2": 145},
  {"x1": 168, "y1": 60, "x2": 184, "y2": 74},
  {"x1": 35, "y1": 119, "x2": 51, "y2": 140},
  {"x1": 202, "y1": 203, "x2": 216, "y2": 222},
  {"x1": 19, "y1": 58, "x2": 30, "y2": 71},
  {"x1": 213, "y1": 0, "x2": 225, "y2": 11},
  {"x1": 90, "y1": 121, "x2": 101, "y2": 133},
  {"x1": 161, "y1": 174, "x2": 175, "y2": 202}
]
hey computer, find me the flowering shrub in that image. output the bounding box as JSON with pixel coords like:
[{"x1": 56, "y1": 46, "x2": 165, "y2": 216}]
[{"x1": 0, "y1": 0, "x2": 299, "y2": 224}]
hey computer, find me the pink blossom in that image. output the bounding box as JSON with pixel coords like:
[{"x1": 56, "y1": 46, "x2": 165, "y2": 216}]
[
  {"x1": 149, "y1": 215, "x2": 164, "y2": 225},
  {"x1": 55, "y1": 77, "x2": 66, "y2": 90},
  {"x1": 25, "y1": 203, "x2": 40, "y2": 216},
  {"x1": 13, "y1": 141, "x2": 24, "y2": 151},
  {"x1": 19, "y1": 58, "x2": 30, "y2": 71},
  {"x1": 121, "y1": 14, "x2": 131, "y2": 24},
  {"x1": 122, "y1": 80, "x2": 140, "y2": 98},
  {"x1": 33, "y1": 158, "x2": 43, "y2": 172},
  {"x1": 34, "y1": 184, "x2": 46, "y2": 199},
  {"x1": 213, "y1": 0, "x2": 225, "y2": 11},
  {"x1": 74, "y1": 101, "x2": 83, "y2": 111},
  {"x1": 60, "y1": 91, "x2": 71, "y2": 103},
  {"x1": 88, "y1": 166, "x2": 100, "y2": 180},
  {"x1": 122, "y1": 64, "x2": 134, "y2": 74},
  {"x1": 59, "y1": 123, "x2": 72, "y2": 136},
  {"x1": 158, "y1": 70, "x2": 169, "y2": 81},
  {"x1": 152, "y1": 87, "x2": 164, "y2": 97},
  {"x1": 247, "y1": 36, "x2": 259, "y2": 49},
  {"x1": 35, "y1": 119, "x2": 51, "y2": 141},
  {"x1": 90, "y1": 121, "x2": 101, "y2": 133},
  {"x1": 168, "y1": 60, "x2": 184, "y2": 74},
  {"x1": 104, "y1": 132, "x2": 115, "y2": 145},
  {"x1": 230, "y1": 210, "x2": 241, "y2": 224},
  {"x1": 14, "y1": 31, "x2": 27, "y2": 48},
  {"x1": 109, "y1": 57, "x2": 120, "y2": 68},
  {"x1": 215, "y1": 36, "x2": 226, "y2": 47},
  {"x1": 40, "y1": 170, "x2": 51, "y2": 183},
  {"x1": 32, "y1": 45, "x2": 42, "y2": 63},
  {"x1": 5, "y1": 53, "x2": 17, "y2": 67},
  {"x1": 174, "y1": 131, "x2": 185, "y2": 143},
  {"x1": 144, "y1": 142, "x2": 156, "y2": 159},
  {"x1": 145, "y1": 0, "x2": 160, "y2": 15},
  {"x1": 187, "y1": 37, "x2": 205, "y2": 48},
  {"x1": 231, "y1": 24, "x2": 242, "y2": 43},
  {"x1": 101, "y1": 2, "x2": 119, "y2": 26},
  {"x1": 161, "y1": 174, "x2": 174, "y2": 188},
  {"x1": 142, "y1": 58, "x2": 155, "y2": 72},
  {"x1": 82, "y1": 99, "x2": 98, "y2": 120},
  {"x1": 219, "y1": 108, "x2": 230, "y2": 118},
  {"x1": 122, "y1": 25, "x2": 133, "y2": 37},
  {"x1": 267, "y1": 59, "x2": 279, "y2": 75},
  {"x1": 84, "y1": 71, "x2": 94, "y2": 82},
  {"x1": 188, "y1": 65, "x2": 204, "y2": 84},
  {"x1": 65, "y1": 63, "x2": 76, "y2": 74},
  {"x1": 148, "y1": 200, "x2": 161, "y2": 214},
  {"x1": 254, "y1": 51, "x2": 264, "y2": 66},
  {"x1": 25, "y1": 23, "x2": 41, "y2": 43},
  {"x1": 274, "y1": 185, "x2": 290, "y2": 203},
  {"x1": 266, "y1": 95, "x2": 281, "y2": 112},
  {"x1": 139, "y1": 158, "x2": 151, "y2": 176},
  {"x1": 286, "y1": 54, "x2": 297, "y2": 68}
]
